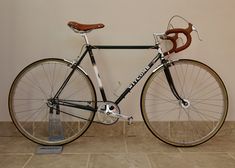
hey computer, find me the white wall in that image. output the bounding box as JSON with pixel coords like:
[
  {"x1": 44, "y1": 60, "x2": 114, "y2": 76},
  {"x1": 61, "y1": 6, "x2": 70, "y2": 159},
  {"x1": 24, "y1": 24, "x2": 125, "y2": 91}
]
[{"x1": 1, "y1": 0, "x2": 235, "y2": 121}]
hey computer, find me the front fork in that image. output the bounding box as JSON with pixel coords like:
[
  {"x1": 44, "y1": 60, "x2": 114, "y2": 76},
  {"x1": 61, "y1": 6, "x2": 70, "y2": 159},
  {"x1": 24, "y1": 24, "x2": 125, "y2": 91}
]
[{"x1": 162, "y1": 60, "x2": 188, "y2": 106}]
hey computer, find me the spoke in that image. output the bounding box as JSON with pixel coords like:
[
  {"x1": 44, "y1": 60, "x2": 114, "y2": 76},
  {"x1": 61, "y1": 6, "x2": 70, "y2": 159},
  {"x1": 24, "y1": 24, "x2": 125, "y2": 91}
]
[
  {"x1": 177, "y1": 108, "x2": 182, "y2": 120},
  {"x1": 147, "y1": 89, "x2": 176, "y2": 104},
  {"x1": 188, "y1": 107, "x2": 215, "y2": 133},
  {"x1": 145, "y1": 100, "x2": 178, "y2": 106},
  {"x1": 41, "y1": 64, "x2": 54, "y2": 97},
  {"x1": 173, "y1": 64, "x2": 186, "y2": 97},
  {"x1": 188, "y1": 66, "x2": 202, "y2": 98},
  {"x1": 189, "y1": 74, "x2": 214, "y2": 98},
  {"x1": 18, "y1": 78, "x2": 47, "y2": 99},
  {"x1": 145, "y1": 96, "x2": 178, "y2": 105},
  {"x1": 182, "y1": 108, "x2": 202, "y2": 141},
  {"x1": 19, "y1": 105, "x2": 47, "y2": 129},
  {"x1": 62, "y1": 82, "x2": 90, "y2": 100},
  {"x1": 14, "y1": 98, "x2": 46, "y2": 101},
  {"x1": 32, "y1": 106, "x2": 50, "y2": 137},
  {"x1": 151, "y1": 76, "x2": 172, "y2": 94},
  {"x1": 60, "y1": 115, "x2": 79, "y2": 137},
  {"x1": 26, "y1": 71, "x2": 49, "y2": 98},
  {"x1": 190, "y1": 105, "x2": 221, "y2": 121},
  {"x1": 148, "y1": 105, "x2": 180, "y2": 120},
  {"x1": 15, "y1": 106, "x2": 45, "y2": 114},
  {"x1": 142, "y1": 60, "x2": 227, "y2": 146},
  {"x1": 9, "y1": 59, "x2": 96, "y2": 145}
]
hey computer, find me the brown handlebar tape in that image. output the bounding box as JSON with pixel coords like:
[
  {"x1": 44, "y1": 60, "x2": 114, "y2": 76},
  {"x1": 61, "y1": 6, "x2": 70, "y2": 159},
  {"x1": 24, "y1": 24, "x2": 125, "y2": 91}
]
[{"x1": 164, "y1": 23, "x2": 193, "y2": 55}]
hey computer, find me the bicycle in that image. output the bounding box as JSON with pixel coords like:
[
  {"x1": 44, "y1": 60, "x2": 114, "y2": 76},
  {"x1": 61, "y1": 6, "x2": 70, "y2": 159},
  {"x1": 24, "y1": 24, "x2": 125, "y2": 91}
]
[{"x1": 8, "y1": 16, "x2": 228, "y2": 147}]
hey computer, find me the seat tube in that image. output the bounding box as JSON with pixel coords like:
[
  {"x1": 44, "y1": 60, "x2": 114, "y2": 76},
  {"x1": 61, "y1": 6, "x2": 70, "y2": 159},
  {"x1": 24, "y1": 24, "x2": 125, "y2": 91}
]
[{"x1": 87, "y1": 46, "x2": 107, "y2": 101}]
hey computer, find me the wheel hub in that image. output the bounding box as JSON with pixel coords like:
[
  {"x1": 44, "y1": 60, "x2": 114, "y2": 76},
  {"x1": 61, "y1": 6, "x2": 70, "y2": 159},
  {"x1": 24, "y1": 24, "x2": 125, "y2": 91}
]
[{"x1": 180, "y1": 99, "x2": 190, "y2": 109}]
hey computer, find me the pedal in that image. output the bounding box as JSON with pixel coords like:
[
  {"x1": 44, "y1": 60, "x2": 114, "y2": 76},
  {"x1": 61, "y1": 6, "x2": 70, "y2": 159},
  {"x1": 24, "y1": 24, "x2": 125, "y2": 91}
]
[{"x1": 128, "y1": 116, "x2": 133, "y2": 125}]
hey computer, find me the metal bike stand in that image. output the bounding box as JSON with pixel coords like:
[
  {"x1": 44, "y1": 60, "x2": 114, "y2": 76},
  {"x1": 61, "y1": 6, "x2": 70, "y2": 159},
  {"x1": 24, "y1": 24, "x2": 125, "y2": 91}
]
[
  {"x1": 36, "y1": 113, "x2": 64, "y2": 154},
  {"x1": 36, "y1": 145, "x2": 63, "y2": 154}
]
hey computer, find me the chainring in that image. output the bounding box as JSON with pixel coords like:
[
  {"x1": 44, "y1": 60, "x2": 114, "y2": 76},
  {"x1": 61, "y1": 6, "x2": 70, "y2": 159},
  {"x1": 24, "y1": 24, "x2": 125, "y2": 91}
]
[{"x1": 96, "y1": 101, "x2": 120, "y2": 125}]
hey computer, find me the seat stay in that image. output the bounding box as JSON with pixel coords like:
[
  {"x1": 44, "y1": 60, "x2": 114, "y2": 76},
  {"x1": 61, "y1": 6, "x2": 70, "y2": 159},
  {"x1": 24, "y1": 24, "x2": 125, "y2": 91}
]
[{"x1": 53, "y1": 48, "x2": 89, "y2": 99}]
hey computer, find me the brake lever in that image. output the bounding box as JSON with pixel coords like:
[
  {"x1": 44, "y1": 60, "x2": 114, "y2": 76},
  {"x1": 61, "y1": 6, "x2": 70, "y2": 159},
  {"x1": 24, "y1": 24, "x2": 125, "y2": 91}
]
[
  {"x1": 167, "y1": 15, "x2": 203, "y2": 42},
  {"x1": 192, "y1": 25, "x2": 203, "y2": 41}
]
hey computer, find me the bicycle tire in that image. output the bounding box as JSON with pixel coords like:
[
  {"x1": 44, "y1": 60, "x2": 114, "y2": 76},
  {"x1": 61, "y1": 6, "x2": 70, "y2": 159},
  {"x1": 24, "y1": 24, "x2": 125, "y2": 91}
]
[
  {"x1": 141, "y1": 59, "x2": 228, "y2": 147},
  {"x1": 9, "y1": 58, "x2": 97, "y2": 146}
]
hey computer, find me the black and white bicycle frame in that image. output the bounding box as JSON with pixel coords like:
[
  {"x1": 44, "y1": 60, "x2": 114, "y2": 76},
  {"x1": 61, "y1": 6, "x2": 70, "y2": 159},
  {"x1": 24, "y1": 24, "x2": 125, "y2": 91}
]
[{"x1": 53, "y1": 32, "x2": 185, "y2": 115}]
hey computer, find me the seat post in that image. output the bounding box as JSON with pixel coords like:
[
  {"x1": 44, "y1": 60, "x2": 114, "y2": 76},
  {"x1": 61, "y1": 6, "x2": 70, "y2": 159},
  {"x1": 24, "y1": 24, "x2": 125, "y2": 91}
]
[{"x1": 80, "y1": 32, "x2": 90, "y2": 45}]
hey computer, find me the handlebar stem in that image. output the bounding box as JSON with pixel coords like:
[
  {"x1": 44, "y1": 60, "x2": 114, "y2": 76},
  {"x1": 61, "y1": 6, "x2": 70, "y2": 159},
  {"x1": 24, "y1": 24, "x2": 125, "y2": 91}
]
[{"x1": 153, "y1": 33, "x2": 166, "y2": 58}]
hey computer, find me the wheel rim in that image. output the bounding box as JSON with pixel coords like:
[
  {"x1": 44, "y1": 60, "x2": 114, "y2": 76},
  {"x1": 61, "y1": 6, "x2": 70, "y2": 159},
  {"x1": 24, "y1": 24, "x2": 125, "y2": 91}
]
[
  {"x1": 141, "y1": 59, "x2": 228, "y2": 146},
  {"x1": 9, "y1": 59, "x2": 96, "y2": 145}
]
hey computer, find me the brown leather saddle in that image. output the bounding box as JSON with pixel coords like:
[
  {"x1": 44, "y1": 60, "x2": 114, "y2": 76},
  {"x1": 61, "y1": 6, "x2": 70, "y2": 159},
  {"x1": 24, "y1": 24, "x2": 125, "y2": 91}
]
[{"x1": 68, "y1": 21, "x2": 104, "y2": 32}]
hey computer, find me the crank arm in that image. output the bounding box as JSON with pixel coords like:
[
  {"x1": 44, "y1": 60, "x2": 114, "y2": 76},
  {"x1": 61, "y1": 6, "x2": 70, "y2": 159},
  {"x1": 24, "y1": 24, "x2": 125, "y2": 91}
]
[{"x1": 108, "y1": 112, "x2": 133, "y2": 125}]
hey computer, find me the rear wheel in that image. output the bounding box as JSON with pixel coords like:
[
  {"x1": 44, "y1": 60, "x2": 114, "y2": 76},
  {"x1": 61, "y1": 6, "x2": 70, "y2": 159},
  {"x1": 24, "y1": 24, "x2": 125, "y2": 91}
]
[
  {"x1": 9, "y1": 58, "x2": 97, "y2": 146},
  {"x1": 141, "y1": 59, "x2": 228, "y2": 146}
]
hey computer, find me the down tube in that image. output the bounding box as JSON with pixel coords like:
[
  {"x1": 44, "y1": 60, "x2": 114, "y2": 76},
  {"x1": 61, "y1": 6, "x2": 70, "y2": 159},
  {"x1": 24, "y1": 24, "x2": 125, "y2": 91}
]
[{"x1": 115, "y1": 54, "x2": 161, "y2": 104}]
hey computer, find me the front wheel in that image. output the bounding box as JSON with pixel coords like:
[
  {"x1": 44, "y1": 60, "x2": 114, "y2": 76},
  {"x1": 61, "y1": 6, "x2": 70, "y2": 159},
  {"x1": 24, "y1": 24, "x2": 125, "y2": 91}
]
[
  {"x1": 8, "y1": 58, "x2": 97, "y2": 146},
  {"x1": 141, "y1": 59, "x2": 228, "y2": 147}
]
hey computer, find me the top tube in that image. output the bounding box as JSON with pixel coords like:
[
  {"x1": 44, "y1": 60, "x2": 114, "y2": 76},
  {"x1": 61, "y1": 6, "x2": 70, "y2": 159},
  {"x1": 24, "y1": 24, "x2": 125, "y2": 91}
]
[{"x1": 91, "y1": 45, "x2": 157, "y2": 50}]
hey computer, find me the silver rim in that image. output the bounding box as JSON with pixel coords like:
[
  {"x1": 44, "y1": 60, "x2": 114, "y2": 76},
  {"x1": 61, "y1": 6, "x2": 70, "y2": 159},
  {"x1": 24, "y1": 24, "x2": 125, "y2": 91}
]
[
  {"x1": 141, "y1": 59, "x2": 228, "y2": 146},
  {"x1": 9, "y1": 59, "x2": 96, "y2": 145}
]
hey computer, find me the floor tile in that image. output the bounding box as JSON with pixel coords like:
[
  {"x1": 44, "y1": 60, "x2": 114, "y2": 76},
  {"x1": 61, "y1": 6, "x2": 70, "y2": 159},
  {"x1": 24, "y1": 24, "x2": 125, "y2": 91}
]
[
  {"x1": 148, "y1": 153, "x2": 191, "y2": 168},
  {"x1": 148, "y1": 152, "x2": 235, "y2": 168},
  {"x1": 63, "y1": 137, "x2": 126, "y2": 153},
  {"x1": 24, "y1": 154, "x2": 88, "y2": 168},
  {"x1": 126, "y1": 136, "x2": 179, "y2": 153},
  {"x1": 125, "y1": 121, "x2": 154, "y2": 137},
  {"x1": 216, "y1": 121, "x2": 235, "y2": 137},
  {"x1": 88, "y1": 153, "x2": 151, "y2": 168},
  {"x1": 84, "y1": 122, "x2": 124, "y2": 137},
  {"x1": 229, "y1": 153, "x2": 235, "y2": 160},
  {"x1": 0, "y1": 137, "x2": 36, "y2": 153},
  {"x1": 0, "y1": 154, "x2": 31, "y2": 168},
  {"x1": 25, "y1": 154, "x2": 88, "y2": 168},
  {"x1": 179, "y1": 133, "x2": 235, "y2": 152},
  {"x1": 1, "y1": 125, "x2": 235, "y2": 168},
  {"x1": 0, "y1": 122, "x2": 22, "y2": 137}
]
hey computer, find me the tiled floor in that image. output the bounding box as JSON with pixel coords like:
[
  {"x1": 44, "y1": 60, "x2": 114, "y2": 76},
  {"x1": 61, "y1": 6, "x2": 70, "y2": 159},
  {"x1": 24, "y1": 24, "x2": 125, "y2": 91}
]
[{"x1": 1, "y1": 131, "x2": 235, "y2": 168}]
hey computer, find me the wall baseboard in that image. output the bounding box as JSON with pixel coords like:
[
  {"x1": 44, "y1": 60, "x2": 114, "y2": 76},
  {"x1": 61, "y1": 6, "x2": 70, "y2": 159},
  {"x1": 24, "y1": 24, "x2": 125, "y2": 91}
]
[{"x1": 1, "y1": 121, "x2": 235, "y2": 137}]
